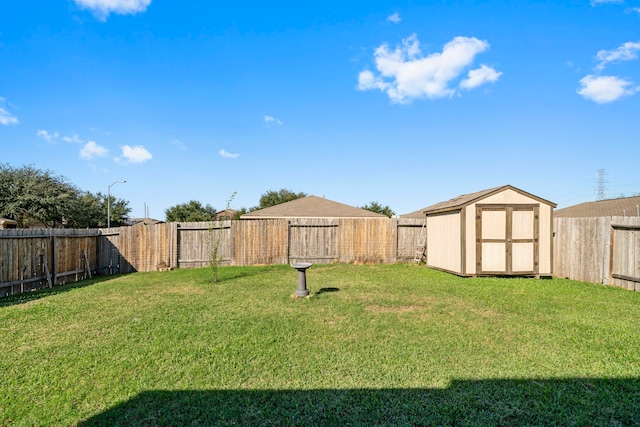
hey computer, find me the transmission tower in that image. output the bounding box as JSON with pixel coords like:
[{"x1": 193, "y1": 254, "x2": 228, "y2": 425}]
[{"x1": 596, "y1": 169, "x2": 608, "y2": 201}]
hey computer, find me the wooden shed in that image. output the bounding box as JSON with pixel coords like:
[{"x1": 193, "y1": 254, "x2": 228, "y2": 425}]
[{"x1": 422, "y1": 185, "x2": 556, "y2": 277}]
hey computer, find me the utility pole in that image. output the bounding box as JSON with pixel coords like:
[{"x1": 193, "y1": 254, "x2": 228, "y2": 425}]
[{"x1": 596, "y1": 169, "x2": 608, "y2": 201}]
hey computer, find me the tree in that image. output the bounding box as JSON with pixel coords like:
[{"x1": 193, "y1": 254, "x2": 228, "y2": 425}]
[
  {"x1": 68, "y1": 191, "x2": 130, "y2": 228},
  {"x1": 232, "y1": 207, "x2": 248, "y2": 219},
  {"x1": 165, "y1": 200, "x2": 217, "y2": 222},
  {"x1": 254, "y1": 188, "x2": 307, "y2": 210},
  {"x1": 65, "y1": 191, "x2": 103, "y2": 229},
  {"x1": 360, "y1": 201, "x2": 395, "y2": 218},
  {"x1": 0, "y1": 164, "x2": 79, "y2": 227},
  {"x1": 0, "y1": 164, "x2": 131, "y2": 228}
]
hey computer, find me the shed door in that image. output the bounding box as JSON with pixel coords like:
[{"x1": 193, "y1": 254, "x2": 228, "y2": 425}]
[{"x1": 476, "y1": 205, "x2": 539, "y2": 275}]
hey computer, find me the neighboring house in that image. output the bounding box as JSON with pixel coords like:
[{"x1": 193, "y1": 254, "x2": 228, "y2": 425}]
[
  {"x1": 125, "y1": 218, "x2": 165, "y2": 226},
  {"x1": 214, "y1": 209, "x2": 237, "y2": 220},
  {"x1": 0, "y1": 218, "x2": 17, "y2": 229},
  {"x1": 554, "y1": 196, "x2": 640, "y2": 218},
  {"x1": 419, "y1": 185, "x2": 556, "y2": 277},
  {"x1": 240, "y1": 195, "x2": 387, "y2": 219}
]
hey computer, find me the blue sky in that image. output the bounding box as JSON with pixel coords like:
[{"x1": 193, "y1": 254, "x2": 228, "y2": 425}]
[{"x1": 1, "y1": 0, "x2": 639, "y2": 218}]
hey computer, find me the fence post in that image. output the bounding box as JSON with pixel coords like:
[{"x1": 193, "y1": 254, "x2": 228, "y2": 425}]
[
  {"x1": 172, "y1": 223, "x2": 180, "y2": 269},
  {"x1": 51, "y1": 235, "x2": 57, "y2": 286}
]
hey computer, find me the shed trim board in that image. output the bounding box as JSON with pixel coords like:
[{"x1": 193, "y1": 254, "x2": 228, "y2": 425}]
[{"x1": 460, "y1": 207, "x2": 466, "y2": 275}]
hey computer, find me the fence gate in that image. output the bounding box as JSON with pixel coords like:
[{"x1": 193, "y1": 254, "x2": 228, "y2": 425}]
[
  {"x1": 288, "y1": 219, "x2": 339, "y2": 264},
  {"x1": 610, "y1": 224, "x2": 640, "y2": 291}
]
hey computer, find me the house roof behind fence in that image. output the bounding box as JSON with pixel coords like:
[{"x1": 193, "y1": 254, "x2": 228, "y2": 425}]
[
  {"x1": 240, "y1": 195, "x2": 387, "y2": 219},
  {"x1": 126, "y1": 218, "x2": 164, "y2": 226},
  {"x1": 554, "y1": 196, "x2": 640, "y2": 218},
  {"x1": 0, "y1": 217, "x2": 18, "y2": 228},
  {"x1": 215, "y1": 209, "x2": 237, "y2": 219}
]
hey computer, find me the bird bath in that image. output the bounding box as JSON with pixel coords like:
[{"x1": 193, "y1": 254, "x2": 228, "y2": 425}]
[{"x1": 291, "y1": 262, "x2": 312, "y2": 297}]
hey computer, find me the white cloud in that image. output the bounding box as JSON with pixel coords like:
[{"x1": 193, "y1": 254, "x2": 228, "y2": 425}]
[
  {"x1": 264, "y1": 115, "x2": 283, "y2": 126},
  {"x1": 357, "y1": 34, "x2": 499, "y2": 103},
  {"x1": 595, "y1": 41, "x2": 640, "y2": 70},
  {"x1": 460, "y1": 64, "x2": 502, "y2": 90},
  {"x1": 80, "y1": 140, "x2": 108, "y2": 160},
  {"x1": 36, "y1": 130, "x2": 59, "y2": 141},
  {"x1": 61, "y1": 133, "x2": 83, "y2": 144},
  {"x1": 387, "y1": 13, "x2": 401, "y2": 24},
  {"x1": 591, "y1": 0, "x2": 623, "y2": 5},
  {"x1": 629, "y1": 7, "x2": 640, "y2": 15},
  {"x1": 121, "y1": 145, "x2": 152, "y2": 163},
  {"x1": 74, "y1": 0, "x2": 151, "y2": 20},
  {"x1": 36, "y1": 130, "x2": 86, "y2": 144},
  {"x1": 219, "y1": 149, "x2": 239, "y2": 159},
  {"x1": 0, "y1": 108, "x2": 18, "y2": 126},
  {"x1": 357, "y1": 70, "x2": 389, "y2": 92},
  {"x1": 577, "y1": 75, "x2": 640, "y2": 103},
  {"x1": 171, "y1": 139, "x2": 187, "y2": 151},
  {"x1": 0, "y1": 98, "x2": 18, "y2": 126}
]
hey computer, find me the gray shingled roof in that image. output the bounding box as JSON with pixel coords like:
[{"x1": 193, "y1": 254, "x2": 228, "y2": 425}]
[
  {"x1": 554, "y1": 196, "x2": 640, "y2": 218},
  {"x1": 240, "y1": 195, "x2": 387, "y2": 219},
  {"x1": 401, "y1": 185, "x2": 556, "y2": 218},
  {"x1": 400, "y1": 209, "x2": 429, "y2": 219}
]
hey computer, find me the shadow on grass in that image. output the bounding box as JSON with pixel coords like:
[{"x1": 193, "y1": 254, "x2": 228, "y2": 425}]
[
  {"x1": 215, "y1": 266, "x2": 276, "y2": 283},
  {"x1": 0, "y1": 275, "x2": 117, "y2": 308},
  {"x1": 316, "y1": 287, "x2": 340, "y2": 295},
  {"x1": 79, "y1": 378, "x2": 639, "y2": 426}
]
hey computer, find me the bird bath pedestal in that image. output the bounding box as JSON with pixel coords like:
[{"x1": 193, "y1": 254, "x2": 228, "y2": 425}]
[{"x1": 291, "y1": 263, "x2": 312, "y2": 297}]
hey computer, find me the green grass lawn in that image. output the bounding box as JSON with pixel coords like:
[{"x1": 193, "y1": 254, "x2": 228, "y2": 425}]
[{"x1": 1, "y1": 264, "x2": 639, "y2": 426}]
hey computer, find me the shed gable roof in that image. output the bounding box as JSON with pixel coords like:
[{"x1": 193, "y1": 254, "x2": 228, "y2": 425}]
[
  {"x1": 418, "y1": 185, "x2": 556, "y2": 216},
  {"x1": 555, "y1": 196, "x2": 640, "y2": 218},
  {"x1": 240, "y1": 195, "x2": 387, "y2": 219}
]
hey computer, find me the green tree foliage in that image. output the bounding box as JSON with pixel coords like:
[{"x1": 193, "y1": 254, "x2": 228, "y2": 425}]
[
  {"x1": 165, "y1": 200, "x2": 217, "y2": 222},
  {"x1": 254, "y1": 188, "x2": 307, "y2": 210},
  {"x1": 0, "y1": 164, "x2": 76, "y2": 227},
  {"x1": 0, "y1": 164, "x2": 131, "y2": 228},
  {"x1": 68, "y1": 192, "x2": 130, "y2": 228},
  {"x1": 232, "y1": 207, "x2": 248, "y2": 219},
  {"x1": 360, "y1": 201, "x2": 395, "y2": 218},
  {"x1": 72, "y1": 192, "x2": 102, "y2": 228},
  {"x1": 105, "y1": 195, "x2": 130, "y2": 228}
]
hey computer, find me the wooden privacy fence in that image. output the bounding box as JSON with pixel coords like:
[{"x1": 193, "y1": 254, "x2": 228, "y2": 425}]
[
  {"x1": 1, "y1": 218, "x2": 425, "y2": 297},
  {"x1": 553, "y1": 216, "x2": 640, "y2": 291},
  {"x1": 0, "y1": 228, "x2": 97, "y2": 298},
  {"x1": 4, "y1": 216, "x2": 640, "y2": 297}
]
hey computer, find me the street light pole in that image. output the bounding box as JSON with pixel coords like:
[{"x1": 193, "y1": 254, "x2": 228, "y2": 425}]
[{"x1": 107, "y1": 180, "x2": 126, "y2": 228}]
